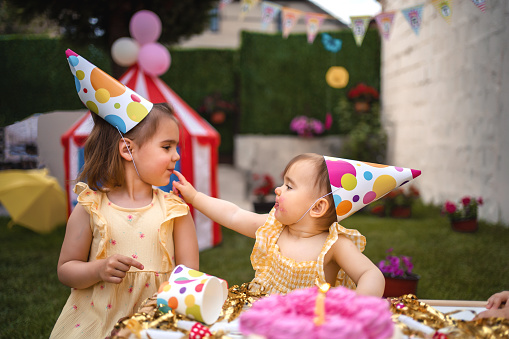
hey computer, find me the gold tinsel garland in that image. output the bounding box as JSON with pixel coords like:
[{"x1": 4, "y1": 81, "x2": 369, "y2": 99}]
[
  {"x1": 389, "y1": 294, "x2": 509, "y2": 338},
  {"x1": 108, "y1": 283, "x2": 266, "y2": 339}
]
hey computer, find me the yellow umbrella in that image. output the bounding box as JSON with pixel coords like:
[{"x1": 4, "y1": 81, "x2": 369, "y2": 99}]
[{"x1": 0, "y1": 168, "x2": 67, "y2": 233}]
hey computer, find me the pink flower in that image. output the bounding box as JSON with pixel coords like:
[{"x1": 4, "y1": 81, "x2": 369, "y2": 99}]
[
  {"x1": 132, "y1": 254, "x2": 138, "y2": 259},
  {"x1": 325, "y1": 112, "x2": 333, "y2": 130}
]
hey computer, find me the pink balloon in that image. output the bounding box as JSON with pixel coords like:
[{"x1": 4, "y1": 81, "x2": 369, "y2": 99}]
[
  {"x1": 138, "y1": 43, "x2": 171, "y2": 76},
  {"x1": 129, "y1": 10, "x2": 162, "y2": 45}
]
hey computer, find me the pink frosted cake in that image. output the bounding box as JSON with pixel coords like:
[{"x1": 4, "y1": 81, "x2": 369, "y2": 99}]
[{"x1": 239, "y1": 286, "x2": 395, "y2": 339}]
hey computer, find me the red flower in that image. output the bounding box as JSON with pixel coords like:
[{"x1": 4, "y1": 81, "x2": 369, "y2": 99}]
[
  {"x1": 444, "y1": 201, "x2": 457, "y2": 214},
  {"x1": 461, "y1": 196, "x2": 471, "y2": 206},
  {"x1": 477, "y1": 197, "x2": 483, "y2": 205}
]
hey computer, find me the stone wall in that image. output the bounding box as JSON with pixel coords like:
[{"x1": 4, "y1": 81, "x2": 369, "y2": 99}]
[
  {"x1": 234, "y1": 134, "x2": 344, "y2": 186},
  {"x1": 380, "y1": 0, "x2": 509, "y2": 225}
]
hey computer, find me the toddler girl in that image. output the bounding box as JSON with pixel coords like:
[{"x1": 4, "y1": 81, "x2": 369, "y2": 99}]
[
  {"x1": 173, "y1": 153, "x2": 416, "y2": 297},
  {"x1": 50, "y1": 50, "x2": 199, "y2": 338}
]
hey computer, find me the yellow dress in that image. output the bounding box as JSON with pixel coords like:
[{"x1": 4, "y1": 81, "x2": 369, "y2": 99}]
[
  {"x1": 250, "y1": 208, "x2": 366, "y2": 295},
  {"x1": 50, "y1": 183, "x2": 189, "y2": 339}
]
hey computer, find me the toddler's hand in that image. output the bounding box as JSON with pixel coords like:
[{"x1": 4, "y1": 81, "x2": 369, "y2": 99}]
[
  {"x1": 172, "y1": 170, "x2": 198, "y2": 204},
  {"x1": 474, "y1": 291, "x2": 509, "y2": 320},
  {"x1": 98, "y1": 254, "x2": 144, "y2": 284}
]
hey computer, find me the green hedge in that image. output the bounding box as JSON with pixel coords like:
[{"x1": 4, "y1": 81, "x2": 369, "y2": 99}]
[
  {"x1": 0, "y1": 31, "x2": 380, "y2": 143},
  {"x1": 239, "y1": 30, "x2": 381, "y2": 134}
]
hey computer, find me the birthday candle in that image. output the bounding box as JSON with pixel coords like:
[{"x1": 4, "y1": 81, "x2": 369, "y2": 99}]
[{"x1": 313, "y1": 280, "x2": 330, "y2": 326}]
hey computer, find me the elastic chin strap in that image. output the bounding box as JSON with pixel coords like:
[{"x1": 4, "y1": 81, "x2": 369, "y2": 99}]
[
  {"x1": 116, "y1": 126, "x2": 140, "y2": 178},
  {"x1": 294, "y1": 188, "x2": 340, "y2": 224}
]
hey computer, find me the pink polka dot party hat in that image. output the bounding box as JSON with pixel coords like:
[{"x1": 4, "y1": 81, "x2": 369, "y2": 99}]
[
  {"x1": 324, "y1": 156, "x2": 421, "y2": 221},
  {"x1": 65, "y1": 49, "x2": 153, "y2": 133}
]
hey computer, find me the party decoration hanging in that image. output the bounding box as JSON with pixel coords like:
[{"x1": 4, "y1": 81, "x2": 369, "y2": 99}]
[
  {"x1": 240, "y1": 0, "x2": 260, "y2": 20},
  {"x1": 323, "y1": 156, "x2": 421, "y2": 222},
  {"x1": 282, "y1": 7, "x2": 303, "y2": 39},
  {"x1": 325, "y1": 66, "x2": 349, "y2": 89},
  {"x1": 65, "y1": 49, "x2": 153, "y2": 133},
  {"x1": 111, "y1": 37, "x2": 139, "y2": 67},
  {"x1": 219, "y1": 0, "x2": 233, "y2": 11},
  {"x1": 350, "y1": 16, "x2": 372, "y2": 47},
  {"x1": 471, "y1": 0, "x2": 486, "y2": 12},
  {"x1": 432, "y1": 0, "x2": 453, "y2": 24},
  {"x1": 321, "y1": 33, "x2": 342, "y2": 53},
  {"x1": 261, "y1": 1, "x2": 281, "y2": 30},
  {"x1": 375, "y1": 12, "x2": 396, "y2": 40},
  {"x1": 305, "y1": 13, "x2": 328, "y2": 44},
  {"x1": 111, "y1": 10, "x2": 171, "y2": 76},
  {"x1": 402, "y1": 4, "x2": 425, "y2": 36}
]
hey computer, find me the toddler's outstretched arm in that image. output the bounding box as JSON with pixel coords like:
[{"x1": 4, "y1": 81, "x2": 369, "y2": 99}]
[
  {"x1": 57, "y1": 204, "x2": 144, "y2": 289},
  {"x1": 172, "y1": 170, "x2": 266, "y2": 238},
  {"x1": 475, "y1": 291, "x2": 509, "y2": 319}
]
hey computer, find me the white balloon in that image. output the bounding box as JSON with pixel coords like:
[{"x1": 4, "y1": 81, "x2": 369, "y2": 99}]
[{"x1": 111, "y1": 37, "x2": 140, "y2": 67}]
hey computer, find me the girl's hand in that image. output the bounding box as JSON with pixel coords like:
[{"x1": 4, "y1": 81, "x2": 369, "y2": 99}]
[
  {"x1": 98, "y1": 254, "x2": 144, "y2": 284},
  {"x1": 172, "y1": 170, "x2": 198, "y2": 204},
  {"x1": 474, "y1": 291, "x2": 509, "y2": 320}
]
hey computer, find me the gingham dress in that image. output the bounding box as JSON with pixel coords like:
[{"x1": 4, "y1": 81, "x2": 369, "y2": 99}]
[
  {"x1": 250, "y1": 208, "x2": 366, "y2": 295},
  {"x1": 50, "y1": 183, "x2": 189, "y2": 339}
]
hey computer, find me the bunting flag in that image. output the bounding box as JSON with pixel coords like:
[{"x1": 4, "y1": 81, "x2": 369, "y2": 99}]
[
  {"x1": 471, "y1": 0, "x2": 486, "y2": 12},
  {"x1": 261, "y1": 1, "x2": 281, "y2": 30},
  {"x1": 305, "y1": 13, "x2": 329, "y2": 44},
  {"x1": 281, "y1": 7, "x2": 303, "y2": 39},
  {"x1": 350, "y1": 16, "x2": 371, "y2": 47},
  {"x1": 219, "y1": 0, "x2": 233, "y2": 10},
  {"x1": 375, "y1": 12, "x2": 396, "y2": 40},
  {"x1": 321, "y1": 33, "x2": 342, "y2": 53},
  {"x1": 240, "y1": 0, "x2": 260, "y2": 20},
  {"x1": 432, "y1": 0, "x2": 453, "y2": 24},
  {"x1": 402, "y1": 4, "x2": 424, "y2": 36}
]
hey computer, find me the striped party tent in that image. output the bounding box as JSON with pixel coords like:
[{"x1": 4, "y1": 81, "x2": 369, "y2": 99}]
[{"x1": 61, "y1": 65, "x2": 221, "y2": 250}]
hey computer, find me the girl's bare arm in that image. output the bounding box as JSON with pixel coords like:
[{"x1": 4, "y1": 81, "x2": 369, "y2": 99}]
[{"x1": 173, "y1": 212, "x2": 199, "y2": 270}]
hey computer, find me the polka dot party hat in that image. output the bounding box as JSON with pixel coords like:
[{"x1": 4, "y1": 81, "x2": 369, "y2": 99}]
[
  {"x1": 324, "y1": 156, "x2": 421, "y2": 222},
  {"x1": 65, "y1": 49, "x2": 153, "y2": 133}
]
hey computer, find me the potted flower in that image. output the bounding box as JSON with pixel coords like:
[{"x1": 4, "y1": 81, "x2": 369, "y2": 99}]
[
  {"x1": 378, "y1": 248, "x2": 420, "y2": 298},
  {"x1": 347, "y1": 83, "x2": 379, "y2": 113},
  {"x1": 290, "y1": 115, "x2": 329, "y2": 138},
  {"x1": 251, "y1": 173, "x2": 276, "y2": 213},
  {"x1": 383, "y1": 185, "x2": 420, "y2": 218},
  {"x1": 442, "y1": 196, "x2": 483, "y2": 232}
]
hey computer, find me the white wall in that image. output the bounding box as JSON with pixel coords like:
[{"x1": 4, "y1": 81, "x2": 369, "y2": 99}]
[{"x1": 380, "y1": 0, "x2": 509, "y2": 225}]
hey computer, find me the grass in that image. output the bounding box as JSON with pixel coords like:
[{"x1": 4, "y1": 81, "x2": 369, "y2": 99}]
[{"x1": 1, "y1": 201, "x2": 508, "y2": 338}]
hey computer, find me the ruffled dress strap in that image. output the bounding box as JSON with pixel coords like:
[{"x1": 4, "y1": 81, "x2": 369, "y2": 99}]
[
  {"x1": 250, "y1": 207, "x2": 283, "y2": 273},
  {"x1": 316, "y1": 222, "x2": 366, "y2": 289},
  {"x1": 74, "y1": 182, "x2": 110, "y2": 260},
  {"x1": 154, "y1": 189, "x2": 190, "y2": 270}
]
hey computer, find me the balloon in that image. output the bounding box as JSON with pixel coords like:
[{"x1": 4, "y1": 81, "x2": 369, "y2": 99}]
[
  {"x1": 111, "y1": 37, "x2": 140, "y2": 67},
  {"x1": 326, "y1": 66, "x2": 349, "y2": 89},
  {"x1": 129, "y1": 10, "x2": 162, "y2": 45},
  {"x1": 138, "y1": 43, "x2": 171, "y2": 76}
]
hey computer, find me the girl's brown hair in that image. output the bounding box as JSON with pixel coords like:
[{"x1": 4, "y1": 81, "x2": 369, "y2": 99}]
[
  {"x1": 283, "y1": 153, "x2": 337, "y2": 227},
  {"x1": 77, "y1": 103, "x2": 178, "y2": 191}
]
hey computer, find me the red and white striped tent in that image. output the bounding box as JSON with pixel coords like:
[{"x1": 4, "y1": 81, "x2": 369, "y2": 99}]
[{"x1": 61, "y1": 65, "x2": 221, "y2": 250}]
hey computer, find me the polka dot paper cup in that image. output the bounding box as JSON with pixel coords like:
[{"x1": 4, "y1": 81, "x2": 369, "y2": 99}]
[{"x1": 157, "y1": 265, "x2": 228, "y2": 324}]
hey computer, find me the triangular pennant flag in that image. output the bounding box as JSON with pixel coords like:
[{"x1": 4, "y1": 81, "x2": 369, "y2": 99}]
[
  {"x1": 432, "y1": 0, "x2": 453, "y2": 24},
  {"x1": 321, "y1": 33, "x2": 342, "y2": 53},
  {"x1": 375, "y1": 12, "x2": 396, "y2": 40},
  {"x1": 350, "y1": 16, "x2": 371, "y2": 47},
  {"x1": 305, "y1": 13, "x2": 328, "y2": 44},
  {"x1": 219, "y1": 0, "x2": 233, "y2": 11},
  {"x1": 281, "y1": 7, "x2": 303, "y2": 38},
  {"x1": 402, "y1": 4, "x2": 425, "y2": 36},
  {"x1": 261, "y1": 1, "x2": 281, "y2": 30},
  {"x1": 240, "y1": 0, "x2": 260, "y2": 20},
  {"x1": 324, "y1": 156, "x2": 421, "y2": 222},
  {"x1": 471, "y1": 0, "x2": 486, "y2": 12}
]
